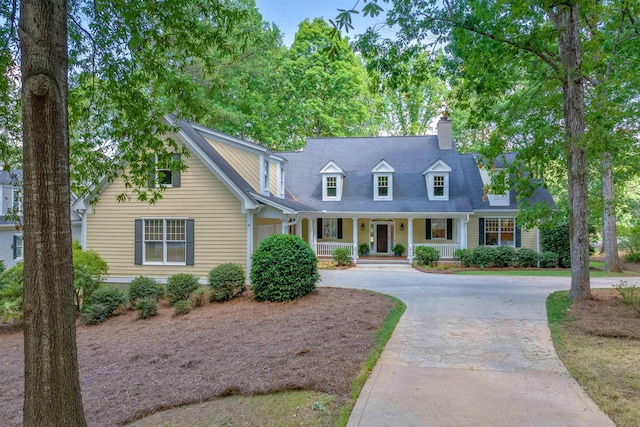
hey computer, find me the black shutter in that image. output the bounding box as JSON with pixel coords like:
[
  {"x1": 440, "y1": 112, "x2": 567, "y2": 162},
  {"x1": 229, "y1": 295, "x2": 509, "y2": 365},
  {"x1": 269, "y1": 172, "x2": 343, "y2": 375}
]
[
  {"x1": 337, "y1": 218, "x2": 343, "y2": 239},
  {"x1": 12, "y1": 235, "x2": 18, "y2": 259},
  {"x1": 515, "y1": 225, "x2": 522, "y2": 248},
  {"x1": 446, "y1": 218, "x2": 453, "y2": 240},
  {"x1": 478, "y1": 218, "x2": 485, "y2": 246},
  {"x1": 426, "y1": 219, "x2": 432, "y2": 240},
  {"x1": 134, "y1": 219, "x2": 143, "y2": 265},
  {"x1": 317, "y1": 218, "x2": 323, "y2": 239},
  {"x1": 172, "y1": 153, "x2": 181, "y2": 187},
  {"x1": 186, "y1": 219, "x2": 194, "y2": 265}
]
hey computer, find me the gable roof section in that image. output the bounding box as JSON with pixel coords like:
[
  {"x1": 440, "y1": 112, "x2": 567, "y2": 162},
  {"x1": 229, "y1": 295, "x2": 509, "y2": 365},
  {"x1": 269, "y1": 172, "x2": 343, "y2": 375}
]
[
  {"x1": 320, "y1": 161, "x2": 345, "y2": 175},
  {"x1": 424, "y1": 159, "x2": 452, "y2": 174},
  {"x1": 281, "y1": 135, "x2": 475, "y2": 214},
  {"x1": 371, "y1": 160, "x2": 395, "y2": 173}
]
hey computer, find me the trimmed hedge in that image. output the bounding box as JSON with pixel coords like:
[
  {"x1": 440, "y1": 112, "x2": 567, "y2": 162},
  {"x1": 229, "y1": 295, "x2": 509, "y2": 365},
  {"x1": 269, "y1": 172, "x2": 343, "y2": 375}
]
[
  {"x1": 454, "y1": 249, "x2": 474, "y2": 267},
  {"x1": 415, "y1": 246, "x2": 440, "y2": 266},
  {"x1": 166, "y1": 273, "x2": 201, "y2": 305},
  {"x1": 250, "y1": 234, "x2": 319, "y2": 302},
  {"x1": 516, "y1": 248, "x2": 539, "y2": 268},
  {"x1": 90, "y1": 285, "x2": 126, "y2": 316},
  {"x1": 332, "y1": 247, "x2": 352, "y2": 266},
  {"x1": 128, "y1": 276, "x2": 164, "y2": 306},
  {"x1": 208, "y1": 263, "x2": 245, "y2": 302},
  {"x1": 540, "y1": 251, "x2": 559, "y2": 268}
]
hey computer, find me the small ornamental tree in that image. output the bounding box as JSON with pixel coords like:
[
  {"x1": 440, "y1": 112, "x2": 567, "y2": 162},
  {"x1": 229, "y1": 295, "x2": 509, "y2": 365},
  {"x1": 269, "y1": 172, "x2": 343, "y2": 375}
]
[{"x1": 250, "y1": 234, "x2": 319, "y2": 302}]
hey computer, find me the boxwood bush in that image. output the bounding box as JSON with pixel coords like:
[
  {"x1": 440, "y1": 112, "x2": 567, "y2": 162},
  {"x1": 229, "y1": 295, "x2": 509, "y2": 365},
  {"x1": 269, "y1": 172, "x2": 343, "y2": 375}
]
[
  {"x1": 493, "y1": 246, "x2": 516, "y2": 268},
  {"x1": 90, "y1": 285, "x2": 126, "y2": 316},
  {"x1": 250, "y1": 234, "x2": 319, "y2": 302},
  {"x1": 332, "y1": 247, "x2": 352, "y2": 266},
  {"x1": 135, "y1": 297, "x2": 158, "y2": 319},
  {"x1": 208, "y1": 263, "x2": 245, "y2": 302},
  {"x1": 79, "y1": 304, "x2": 110, "y2": 326},
  {"x1": 516, "y1": 248, "x2": 539, "y2": 268},
  {"x1": 128, "y1": 276, "x2": 164, "y2": 306},
  {"x1": 453, "y1": 249, "x2": 474, "y2": 267},
  {"x1": 472, "y1": 246, "x2": 494, "y2": 268},
  {"x1": 166, "y1": 273, "x2": 201, "y2": 305},
  {"x1": 540, "y1": 251, "x2": 559, "y2": 268},
  {"x1": 173, "y1": 300, "x2": 191, "y2": 316},
  {"x1": 415, "y1": 246, "x2": 440, "y2": 266}
]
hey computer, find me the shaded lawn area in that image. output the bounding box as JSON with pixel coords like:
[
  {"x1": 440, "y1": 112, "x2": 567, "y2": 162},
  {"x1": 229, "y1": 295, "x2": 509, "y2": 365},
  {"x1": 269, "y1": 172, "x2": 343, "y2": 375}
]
[
  {"x1": 0, "y1": 288, "x2": 396, "y2": 427},
  {"x1": 547, "y1": 289, "x2": 640, "y2": 427}
]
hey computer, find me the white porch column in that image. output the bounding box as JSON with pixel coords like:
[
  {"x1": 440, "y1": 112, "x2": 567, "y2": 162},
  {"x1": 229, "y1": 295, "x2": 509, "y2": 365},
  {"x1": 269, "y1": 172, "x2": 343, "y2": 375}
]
[
  {"x1": 352, "y1": 217, "x2": 358, "y2": 263},
  {"x1": 407, "y1": 218, "x2": 414, "y2": 263},
  {"x1": 309, "y1": 218, "x2": 316, "y2": 254},
  {"x1": 296, "y1": 216, "x2": 303, "y2": 237},
  {"x1": 460, "y1": 217, "x2": 468, "y2": 249},
  {"x1": 281, "y1": 221, "x2": 288, "y2": 234}
]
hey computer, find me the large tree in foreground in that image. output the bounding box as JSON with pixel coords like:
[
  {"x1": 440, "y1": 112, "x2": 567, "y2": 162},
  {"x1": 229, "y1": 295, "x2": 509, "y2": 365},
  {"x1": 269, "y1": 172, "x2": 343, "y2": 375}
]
[
  {"x1": 2, "y1": 0, "x2": 246, "y2": 424},
  {"x1": 19, "y1": 0, "x2": 86, "y2": 424}
]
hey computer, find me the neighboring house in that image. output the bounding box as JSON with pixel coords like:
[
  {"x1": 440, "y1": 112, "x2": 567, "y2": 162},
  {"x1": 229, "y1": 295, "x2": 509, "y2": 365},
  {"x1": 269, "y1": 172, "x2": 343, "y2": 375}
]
[
  {"x1": 75, "y1": 116, "x2": 554, "y2": 282},
  {"x1": 0, "y1": 170, "x2": 83, "y2": 270}
]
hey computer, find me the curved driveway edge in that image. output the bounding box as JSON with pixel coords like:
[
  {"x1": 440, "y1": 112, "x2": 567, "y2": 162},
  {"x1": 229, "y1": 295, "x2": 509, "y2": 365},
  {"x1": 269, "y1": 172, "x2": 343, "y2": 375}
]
[{"x1": 320, "y1": 269, "x2": 616, "y2": 427}]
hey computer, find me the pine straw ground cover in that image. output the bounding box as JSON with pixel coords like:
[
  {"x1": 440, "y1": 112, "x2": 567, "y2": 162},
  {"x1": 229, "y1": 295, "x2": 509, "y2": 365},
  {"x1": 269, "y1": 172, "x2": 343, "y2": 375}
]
[
  {"x1": 0, "y1": 288, "x2": 394, "y2": 426},
  {"x1": 548, "y1": 288, "x2": 640, "y2": 427}
]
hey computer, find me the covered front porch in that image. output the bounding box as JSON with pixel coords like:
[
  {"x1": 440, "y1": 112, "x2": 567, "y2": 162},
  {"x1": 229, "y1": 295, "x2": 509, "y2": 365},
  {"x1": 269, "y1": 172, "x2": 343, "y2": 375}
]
[{"x1": 295, "y1": 215, "x2": 469, "y2": 264}]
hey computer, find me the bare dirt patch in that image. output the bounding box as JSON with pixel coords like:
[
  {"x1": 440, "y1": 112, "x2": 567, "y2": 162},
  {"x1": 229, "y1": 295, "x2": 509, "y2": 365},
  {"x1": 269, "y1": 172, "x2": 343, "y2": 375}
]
[
  {"x1": 0, "y1": 288, "x2": 393, "y2": 426},
  {"x1": 569, "y1": 289, "x2": 640, "y2": 339}
]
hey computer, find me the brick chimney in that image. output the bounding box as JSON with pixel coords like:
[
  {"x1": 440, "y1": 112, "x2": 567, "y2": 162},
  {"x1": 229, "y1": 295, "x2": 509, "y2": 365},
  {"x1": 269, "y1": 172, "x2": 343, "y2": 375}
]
[{"x1": 437, "y1": 116, "x2": 453, "y2": 150}]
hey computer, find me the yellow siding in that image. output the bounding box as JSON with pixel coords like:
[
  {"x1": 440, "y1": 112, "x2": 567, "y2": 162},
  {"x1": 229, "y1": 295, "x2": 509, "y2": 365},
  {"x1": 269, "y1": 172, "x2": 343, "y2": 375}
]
[
  {"x1": 467, "y1": 215, "x2": 539, "y2": 250},
  {"x1": 357, "y1": 219, "x2": 368, "y2": 248},
  {"x1": 269, "y1": 163, "x2": 278, "y2": 195},
  {"x1": 395, "y1": 219, "x2": 407, "y2": 249},
  {"x1": 86, "y1": 153, "x2": 247, "y2": 278},
  {"x1": 204, "y1": 136, "x2": 261, "y2": 192}
]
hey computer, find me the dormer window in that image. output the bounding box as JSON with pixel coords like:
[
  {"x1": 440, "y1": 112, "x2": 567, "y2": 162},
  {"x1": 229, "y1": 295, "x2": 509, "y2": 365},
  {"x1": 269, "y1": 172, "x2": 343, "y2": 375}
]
[
  {"x1": 424, "y1": 159, "x2": 451, "y2": 201},
  {"x1": 479, "y1": 167, "x2": 510, "y2": 206},
  {"x1": 262, "y1": 159, "x2": 270, "y2": 195},
  {"x1": 372, "y1": 160, "x2": 394, "y2": 201},
  {"x1": 320, "y1": 161, "x2": 345, "y2": 201}
]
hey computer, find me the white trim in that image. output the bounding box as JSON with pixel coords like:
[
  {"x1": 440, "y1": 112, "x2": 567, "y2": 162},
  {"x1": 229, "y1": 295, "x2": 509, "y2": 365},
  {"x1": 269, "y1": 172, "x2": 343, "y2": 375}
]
[
  {"x1": 320, "y1": 161, "x2": 345, "y2": 175},
  {"x1": 371, "y1": 160, "x2": 395, "y2": 173},
  {"x1": 141, "y1": 217, "x2": 188, "y2": 265},
  {"x1": 277, "y1": 164, "x2": 285, "y2": 199},
  {"x1": 260, "y1": 157, "x2": 270, "y2": 196},
  {"x1": 322, "y1": 174, "x2": 343, "y2": 201},
  {"x1": 373, "y1": 173, "x2": 393, "y2": 201}
]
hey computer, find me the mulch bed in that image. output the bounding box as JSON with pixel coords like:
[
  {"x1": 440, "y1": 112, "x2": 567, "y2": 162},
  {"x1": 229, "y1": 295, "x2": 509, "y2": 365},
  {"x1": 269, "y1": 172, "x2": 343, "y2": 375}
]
[
  {"x1": 569, "y1": 289, "x2": 640, "y2": 339},
  {"x1": 0, "y1": 288, "x2": 393, "y2": 426}
]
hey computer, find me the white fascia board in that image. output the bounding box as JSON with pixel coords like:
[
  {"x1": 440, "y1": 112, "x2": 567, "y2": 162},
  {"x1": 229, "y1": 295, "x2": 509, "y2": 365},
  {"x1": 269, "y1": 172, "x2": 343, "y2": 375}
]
[
  {"x1": 371, "y1": 160, "x2": 395, "y2": 173},
  {"x1": 423, "y1": 159, "x2": 452, "y2": 174},
  {"x1": 190, "y1": 123, "x2": 271, "y2": 156},
  {"x1": 474, "y1": 209, "x2": 519, "y2": 214},
  {"x1": 320, "y1": 160, "x2": 345, "y2": 175},
  {"x1": 173, "y1": 127, "x2": 258, "y2": 211},
  {"x1": 251, "y1": 193, "x2": 298, "y2": 215},
  {"x1": 300, "y1": 211, "x2": 474, "y2": 218}
]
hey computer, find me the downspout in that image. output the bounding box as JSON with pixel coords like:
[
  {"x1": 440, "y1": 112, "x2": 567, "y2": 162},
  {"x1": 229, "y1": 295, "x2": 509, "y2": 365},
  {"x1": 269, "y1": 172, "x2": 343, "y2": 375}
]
[{"x1": 247, "y1": 211, "x2": 255, "y2": 275}]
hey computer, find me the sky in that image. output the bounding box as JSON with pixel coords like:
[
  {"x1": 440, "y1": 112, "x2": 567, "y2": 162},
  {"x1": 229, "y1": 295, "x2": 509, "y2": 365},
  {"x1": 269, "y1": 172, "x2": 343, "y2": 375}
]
[{"x1": 253, "y1": 0, "x2": 393, "y2": 46}]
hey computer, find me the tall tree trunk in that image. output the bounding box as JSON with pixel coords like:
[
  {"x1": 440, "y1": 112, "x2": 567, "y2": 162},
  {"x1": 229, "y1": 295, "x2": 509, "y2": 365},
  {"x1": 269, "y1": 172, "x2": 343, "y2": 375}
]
[
  {"x1": 19, "y1": 0, "x2": 87, "y2": 425},
  {"x1": 602, "y1": 151, "x2": 623, "y2": 272},
  {"x1": 550, "y1": 2, "x2": 591, "y2": 301}
]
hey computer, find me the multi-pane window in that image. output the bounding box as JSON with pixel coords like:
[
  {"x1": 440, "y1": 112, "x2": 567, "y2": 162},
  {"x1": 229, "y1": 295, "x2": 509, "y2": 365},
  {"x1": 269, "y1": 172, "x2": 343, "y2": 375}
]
[
  {"x1": 377, "y1": 176, "x2": 389, "y2": 197},
  {"x1": 433, "y1": 176, "x2": 445, "y2": 197},
  {"x1": 12, "y1": 188, "x2": 21, "y2": 214},
  {"x1": 14, "y1": 235, "x2": 23, "y2": 259},
  {"x1": 485, "y1": 217, "x2": 515, "y2": 246},
  {"x1": 144, "y1": 219, "x2": 186, "y2": 264},
  {"x1": 431, "y1": 219, "x2": 447, "y2": 239},
  {"x1": 326, "y1": 176, "x2": 337, "y2": 197},
  {"x1": 323, "y1": 218, "x2": 338, "y2": 239}
]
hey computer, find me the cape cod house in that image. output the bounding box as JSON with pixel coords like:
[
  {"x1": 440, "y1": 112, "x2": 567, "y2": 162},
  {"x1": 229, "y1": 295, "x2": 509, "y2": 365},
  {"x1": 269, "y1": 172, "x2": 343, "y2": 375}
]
[{"x1": 74, "y1": 116, "x2": 554, "y2": 282}]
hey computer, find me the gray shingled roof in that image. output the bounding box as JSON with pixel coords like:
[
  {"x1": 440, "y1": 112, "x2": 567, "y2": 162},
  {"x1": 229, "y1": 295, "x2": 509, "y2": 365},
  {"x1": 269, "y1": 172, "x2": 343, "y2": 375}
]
[{"x1": 281, "y1": 136, "x2": 554, "y2": 214}]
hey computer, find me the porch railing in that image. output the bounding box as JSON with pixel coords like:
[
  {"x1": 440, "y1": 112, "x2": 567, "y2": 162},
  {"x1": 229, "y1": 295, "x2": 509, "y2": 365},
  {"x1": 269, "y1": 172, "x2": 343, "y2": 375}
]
[
  {"x1": 315, "y1": 242, "x2": 355, "y2": 258},
  {"x1": 412, "y1": 243, "x2": 461, "y2": 259}
]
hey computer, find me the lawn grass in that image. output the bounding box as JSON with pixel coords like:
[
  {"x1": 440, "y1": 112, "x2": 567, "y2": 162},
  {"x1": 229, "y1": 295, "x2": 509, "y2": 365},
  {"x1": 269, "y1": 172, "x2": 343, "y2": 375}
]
[
  {"x1": 547, "y1": 291, "x2": 640, "y2": 427},
  {"x1": 130, "y1": 292, "x2": 406, "y2": 427}
]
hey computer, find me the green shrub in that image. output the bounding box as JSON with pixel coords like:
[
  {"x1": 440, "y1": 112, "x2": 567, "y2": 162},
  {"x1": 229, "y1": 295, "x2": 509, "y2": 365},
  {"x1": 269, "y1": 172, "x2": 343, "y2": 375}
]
[
  {"x1": 359, "y1": 243, "x2": 370, "y2": 256},
  {"x1": 620, "y1": 225, "x2": 640, "y2": 262},
  {"x1": 128, "y1": 276, "x2": 164, "y2": 306},
  {"x1": 454, "y1": 249, "x2": 474, "y2": 267},
  {"x1": 613, "y1": 280, "x2": 640, "y2": 306},
  {"x1": 332, "y1": 247, "x2": 352, "y2": 266},
  {"x1": 516, "y1": 248, "x2": 540, "y2": 268},
  {"x1": 90, "y1": 285, "x2": 126, "y2": 316},
  {"x1": 392, "y1": 243, "x2": 405, "y2": 256},
  {"x1": 250, "y1": 234, "x2": 319, "y2": 302},
  {"x1": 414, "y1": 246, "x2": 440, "y2": 266},
  {"x1": 135, "y1": 297, "x2": 158, "y2": 319},
  {"x1": 472, "y1": 246, "x2": 494, "y2": 268},
  {"x1": 173, "y1": 300, "x2": 191, "y2": 316},
  {"x1": 79, "y1": 304, "x2": 110, "y2": 326},
  {"x1": 208, "y1": 263, "x2": 245, "y2": 302},
  {"x1": 188, "y1": 287, "x2": 207, "y2": 308},
  {"x1": 166, "y1": 273, "x2": 201, "y2": 305},
  {"x1": 493, "y1": 246, "x2": 516, "y2": 268},
  {"x1": 540, "y1": 223, "x2": 571, "y2": 268},
  {"x1": 540, "y1": 251, "x2": 559, "y2": 268},
  {"x1": 0, "y1": 262, "x2": 24, "y2": 324},
  {"x1": 73, "y1": 243, "x2": 109, "y2": 311}
]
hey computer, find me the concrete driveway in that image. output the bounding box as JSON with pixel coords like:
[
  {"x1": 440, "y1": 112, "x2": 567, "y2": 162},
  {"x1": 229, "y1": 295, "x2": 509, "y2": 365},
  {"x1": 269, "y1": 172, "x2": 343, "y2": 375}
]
[{"x1": 320, "y1": 268, "x2": 617, "y2": 427}]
